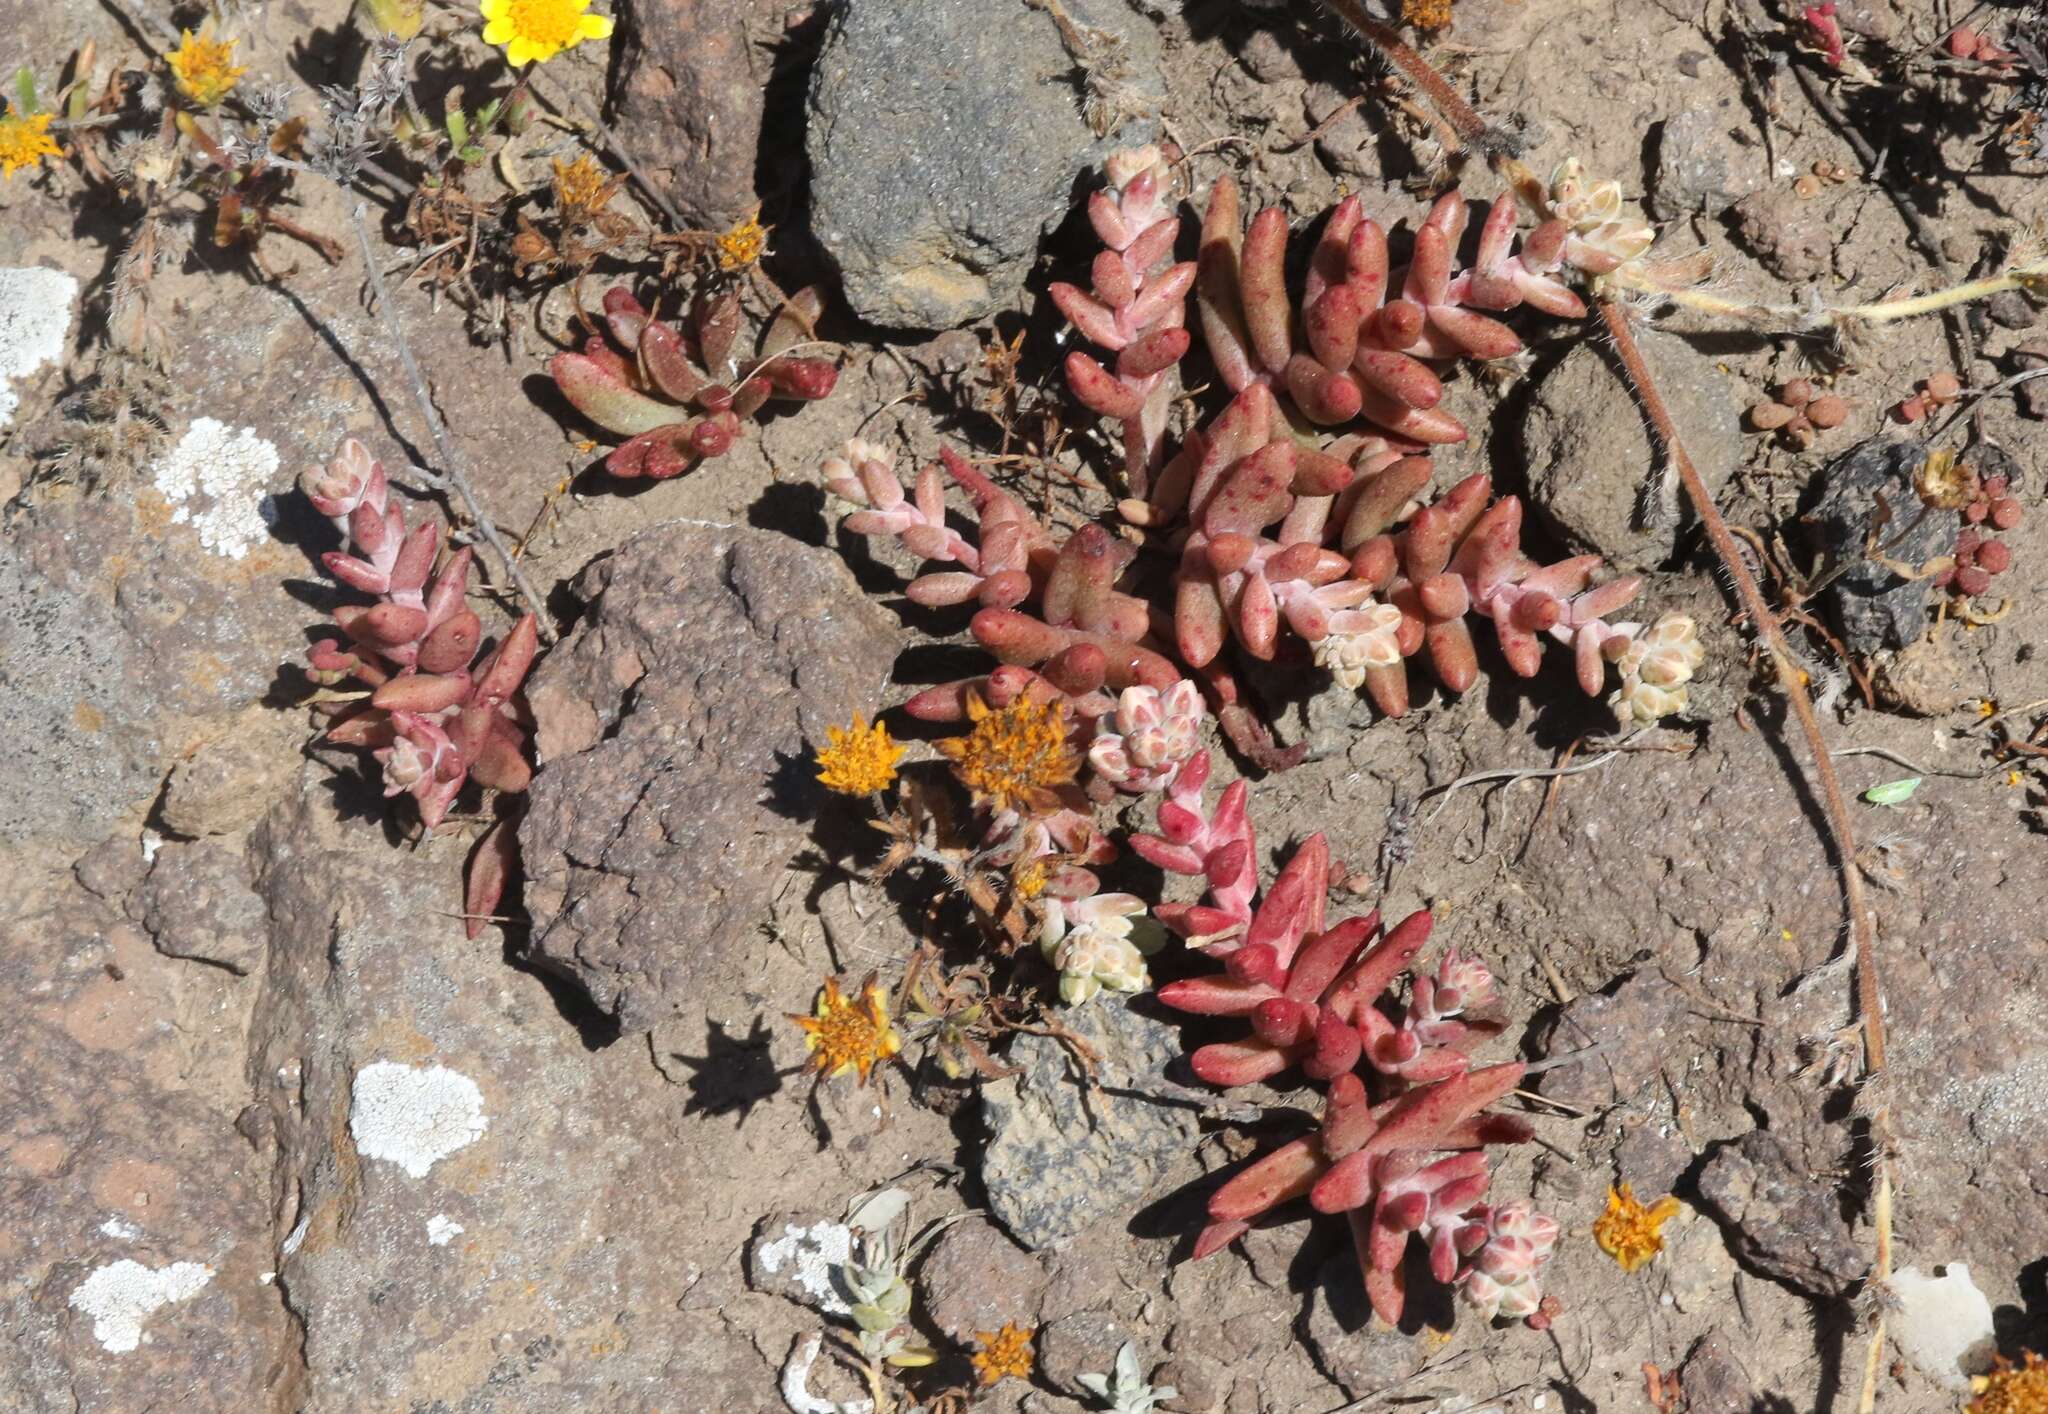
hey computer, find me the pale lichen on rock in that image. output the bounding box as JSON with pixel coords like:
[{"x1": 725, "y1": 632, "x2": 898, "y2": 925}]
[
  {"x1": 67, "y1": 1259, "x2": 214, "y2": 1353},
  {"x1": 347, "y1": 1061, "x2": 488, "y2": 1179},
  {"x1": 148, "y1": 417, "x2": 281, "y2": 559}
]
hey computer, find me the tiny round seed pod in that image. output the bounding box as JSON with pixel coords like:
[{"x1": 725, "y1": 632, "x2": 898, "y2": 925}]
[
  {"x1": 1955, "y1": 565, "x2": 1994, "y2": 596},
  {"x1": 1976, "y1": 539, "x2": 2013, "y2": 574},
  {"x1": 1896, "y1": 396, "x2": 1927, "y2": 423},
  {"x1": 1964, "y1": 501, "x2": 1989, "y2": 524},
  {"x1": 1749, "y1": 401, "x2": 1796, "y2": 430},
  {"x1": 1983, "y1": 475, "x2": 2009, "y2": 497},
  {"x1": 1805, "y1": 394, "x2": 1849, "y2": 428},
  {"x1": 1957, "y1": 528, "x2": 1983, "y2": 559},
  {"x1": 1793, "y1": 174, "x2": 1822, "y2": 198},
  {"x1": 1782, "y1": 420, "x2": 1815, "y2": 450},
  {"x1": 1779, "y1": 378, "x2": 1814, "y2": 407},
  {"x1": 1925, "y1": 372, "x2": 1963, "y2": 404},
  {"x1": 1991, "y1": 498, "x2": 2023, "y2": 530}
]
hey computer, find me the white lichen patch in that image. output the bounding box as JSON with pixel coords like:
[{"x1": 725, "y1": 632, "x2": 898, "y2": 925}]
[
  {"x1": 348, "y1": 1062, "x2": 488, "y2": 1179},
  {"x1": 425, "y1": 1214, "x2": 464, "y2": 1246},
  {"x1": 1883, "y1": 1263, "x2": 1995, "y2": 1391},
  {"x1": 98, "y1": 1217, "x2": 141, "y2": 1241},
  {"x1": 148, "y1": 417, "x2": 281, "y2": 559},
  {"x1": 755, "y1": 1220, "x2": 854, "y2": 1315},
  {"x1": 0, "y1": 266, "x2": 78, "y2": 429},
  {"x1": 68, "y1": 1259, "x2": 213, "y2": 1353}
]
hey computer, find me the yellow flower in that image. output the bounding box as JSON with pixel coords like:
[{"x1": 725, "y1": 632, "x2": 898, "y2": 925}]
[
  {"x1": 1973, "y1": 1352, "x2": 2048, "y2": 1413},
  {"x1": 970, "y1": 1322, "x2": 1034, "y2": 1387},
  {"x1": 167, "y1": 27, "x2": 247, "y2": 108},
  {"x1": 717, "y1": 212, "x2": 768, "y2": 271},
  {"x1": 1592, "y1": 1183, "x2": 1682, "y2": 1273},
  {"x1": 934, "y1": 693, "x2": 1078, "y2": 817},
  {"x1": 480, "y1": 0, "x2": 615, "y2": 67},
  {"x1": 790, "y1": 975, "x2": 901, "y2": 1084},
  {"x1": 815, "y1": 714, "x2": 905, "y2": 796},
  {"x1": 0, "y1": 105, "x2": 61, "y2": 179}
]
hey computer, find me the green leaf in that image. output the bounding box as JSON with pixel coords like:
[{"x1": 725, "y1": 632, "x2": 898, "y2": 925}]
[
  {"x1": 474, "y1": 97, "x2": 502, "y2": 130},
  {"x1": 445, "y1": 109, "x2": 469, "y2": 147},
  {"x1": 457, "y1": 144, "x2": 485, "y2": 163},
  {"x1": 1863, "y1": 777, "x2": 1922, "y2": 806},
  {"x1": 14, "y1": 66, "x2": 38, "y2": 115}
]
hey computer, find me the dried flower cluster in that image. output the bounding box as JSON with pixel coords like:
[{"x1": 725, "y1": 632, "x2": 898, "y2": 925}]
[
  {"x1": 792, "y1": 975, "x2": 902, "y2": 1084},
  {"x1": 551, "y1": 283, "x2": 838, "y2": 479},
  {"x1": 298, "y1": 438, "x2": 538, "y2": 937}
]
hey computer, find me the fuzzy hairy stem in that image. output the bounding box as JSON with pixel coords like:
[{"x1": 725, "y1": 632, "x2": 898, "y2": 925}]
[
  {"x1": 1314, "y1": 0, "x2": 1521, "y2": 157},
  {"x1": 349, "y1": 202, "x2": 558, "y2": 642},
  {"x1": 1613, "y1": 260, "x2": 2048, "y2": 331},
  {"x1": 1599, "y1": 300, "x2": 1892, "y2": 1411}
]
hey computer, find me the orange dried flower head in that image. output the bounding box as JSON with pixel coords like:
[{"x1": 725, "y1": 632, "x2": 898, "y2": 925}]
[
  {"x1": 790, "y1": 975, "x2": 901, "y2": 1083},
  {"x1": 971, "y1": 1322, "x2": 1035, "y2": 1386},
  {"x1": 1402, "y1": 0, "x2": 1454, "y2": 29},
  {"x1": 717, "y1": 212, "x2": 768, "y2": 271},
  {"x1": 935, "y1": 693, "x2": 1077, "y2": 816},
  {"x1": 814, "y1": 714, "x2": 905, "y2": 796},
  {"x1": 1593, "y1": 1183, "x2": 1682, "y2": 1273},
  {"x1": 551, "y1": 155, "x2": 617, "y2": 216},
  {"x1": 1972, "y1": 1352, "x2": 2048, "y2": 1414}
]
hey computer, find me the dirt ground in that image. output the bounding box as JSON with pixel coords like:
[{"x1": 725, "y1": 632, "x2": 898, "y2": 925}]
[{"x1": 3, "y1": 0, "x2": 2046, "y2": 1411}]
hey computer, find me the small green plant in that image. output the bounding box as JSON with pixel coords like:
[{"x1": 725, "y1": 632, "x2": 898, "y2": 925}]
[{"x1": 1077, "y1": 1341, "x2": 1176, "y2": 1413}]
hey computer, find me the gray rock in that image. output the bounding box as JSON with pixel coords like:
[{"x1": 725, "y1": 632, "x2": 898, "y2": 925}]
[
  {"x1": 1532, "y1": 971, "x2": 1687, "y2": 1112},
  {"x1": 1523, "y1": 335, "x2": 1741, "y2": 572},
  {"x1": 980, "y1": 998, "x2": 1198, "y2": 1249},
  {"x1": 1301, "y1": 1255, "x2": 1426, "y2": 1395},
  {"x1": 140, "y1": 840, "x2": 266, "y2": 974},
  {"x1": 1649, "y1": 105, "x2": 1754, "y2": 221},
  {"x1": 807, "y1": 0, "x2": 1164, "y2": 328},
  {"x1": 518, "y1": 522, "x2": 901, "y2": 1032},
  {"x1": 609, "y1": 0, "x2": 786, "y2": 228},
  {"x1": 1679, "y1": 1331, "x2": 1759, "y2": 1414},
  {"x1": 1695, "y1": 1130, "x2": 1866, "y2": 1297},
  {"x1": 746, "y1": 1211, "x2": 857, "y2": 1314},
  {"x1": 1807, "y1": 437, "x2": 1957, "y2": 654},
  {"x1": 920, "y1": 1218, "x2": 1048, "y2": 1339},
  {"x1": 1036, "y1": 1308, "x2": 1130, "y2": 1395},
  {"x1": 1305, "y1": 82, "x2": 1376, "y2": 182},
  {"x1": 1731, "y1": 189, "x2": 1833, "y2": 283}
]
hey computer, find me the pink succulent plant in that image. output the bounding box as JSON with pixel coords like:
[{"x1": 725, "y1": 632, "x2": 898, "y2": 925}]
[
  {"x1": 550, "y1": 285, "x2": 838, "y2": 479},
  {"x1": 1089, "y1": 679, "x2": 1208, "y2": 793},
  {"x1": 1052, "y1": 145, "x2": 1197, "y2": 502},
  {"x1": 298, "y1": 438, "x2": 539, "y2": 938}
]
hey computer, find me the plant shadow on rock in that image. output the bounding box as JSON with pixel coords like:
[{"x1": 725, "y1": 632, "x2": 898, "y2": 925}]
[{"x1": 655, "y1": 1015, "x2": 785, "y2": 1123}]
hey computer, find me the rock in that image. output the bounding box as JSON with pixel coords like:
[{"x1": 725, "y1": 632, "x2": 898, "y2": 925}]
[
  {"x1": 807, "y1": 0, "x2": 1164, "y2": 328},
  {"x1": 139, "y1": 840, "x2": 266, "y2": 974},
  {"x1": 920, "y1": 1218, "x2": 1048, "y2": 1340},
  {"x1": 248, "y1": 783, "x2": 761, "y2": 1410},
  {"x1": 1872, "y1": 630, "x2": 1972, "y2": 716},
  {"x1": 1731, "y1": 189, "x2": 1833, "y2": 283},
  {"x1": 1807, "y1": 437, "x2": 1957, "y2": 654},
  {"x1": 746, "y1": 1212, "x2": 855, "y2": 1315},
  {"x1": 1678, "y1": 1331, "x2": 1758, "y2": 1414},
  {"x1": 1532, "y1": 971, "x2": 1687, "y2": 1111},
  {"x1": 1614, "y1": 1121, "x2": 1695, "y2": 1201},
  {"x1": 608, "y1": 0, "x2": 787, "y2": 228},
  {"x1": 1237, "y1": 29, "x2": 1301, "y2": 83},
  {"x1": 1301, "y1": 1255, "x2": 1426, "y2": 1396},
  {"x1": 980, "y1": 998, "x2": 1199, "y2": 1249},
  {"x1": 1, "y1": 884, "x2": 281, "y2": 1411},
  {"x1": 1305, "y1": 82, "x2": 1375, "y2": 182},
  {"x1": 1649, "y1": 105, "x2": 1755, "y2": 220},
  {"x1": 1522, "y1": 335, "x2": 1741, "y2": 572},
  {"x1": 158, "y1": 708, "x2": 300, "y2": 837},
  {"x1": 1156, "y1": 1354, "x2": 1229, "y2": 1413},
  {"x1": 1695, "y1": 1130, "x2": 1865, "y2": 1297},
  {"x1": 518, "y1": 522, "x2": 901, "y2": 1032},
  {"x1": 1036, "y1": 1308, "x2": 1130, "y2": 1395}
]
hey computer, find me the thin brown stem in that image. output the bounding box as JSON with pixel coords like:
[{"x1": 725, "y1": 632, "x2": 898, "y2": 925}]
[
  {"x1": 1314, "y1": 0, "x2": 1520, "y2": 157},
  {"x1": 1599, "y1": 299, "x2": 1892, "y2": 1412},
  {"x1": 349, "y1": 202, "x2": 559, "y2": 642}
]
